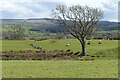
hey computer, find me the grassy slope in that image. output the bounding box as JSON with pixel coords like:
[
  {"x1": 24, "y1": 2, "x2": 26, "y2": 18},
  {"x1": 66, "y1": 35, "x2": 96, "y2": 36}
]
[
  {"x1": 2, "y1": 39, "x2": 118, "y2": 56},
  {"x1": 2, "y1": 60, "x2": 118, "y2": 78},
  {"x1": 1, "y1": 39, "x2": 118, "y2": 78},
  {"x1": 97, "y1": 30, "x2": 118, "y2": 34}
]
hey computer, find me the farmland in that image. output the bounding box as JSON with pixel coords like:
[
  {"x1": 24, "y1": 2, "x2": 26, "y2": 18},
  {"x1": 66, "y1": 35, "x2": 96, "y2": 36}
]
[
  {"x1": 1, "y1": 17, "x2": 119, "y2": 79},
  {"x1": 1, "y1": 39, "x2": 119, "y2": 78},
  {"x1": 0, "y1": 1, "x2": 119, "y2": 79},
  {"x1": 2, "y1": 19, "x2": 119, "y2": 39},
  {"x1": 2, "y1": 39, "x2": 118, "y2": 58},
  {"x1": 2, "y1": 60, "x2": 118, "y2": 78}
]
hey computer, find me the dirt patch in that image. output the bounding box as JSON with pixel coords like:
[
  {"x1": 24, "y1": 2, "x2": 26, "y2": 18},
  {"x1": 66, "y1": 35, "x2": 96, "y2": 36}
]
[{"x1": 1, "y1": 50, "x2": 94, "y2": 61}]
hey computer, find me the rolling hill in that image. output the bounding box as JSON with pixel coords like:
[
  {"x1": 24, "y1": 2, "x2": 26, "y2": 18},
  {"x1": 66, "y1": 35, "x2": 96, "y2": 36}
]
[{"x1": 1, "y1": 18, "x2": 119, "y2": 39}]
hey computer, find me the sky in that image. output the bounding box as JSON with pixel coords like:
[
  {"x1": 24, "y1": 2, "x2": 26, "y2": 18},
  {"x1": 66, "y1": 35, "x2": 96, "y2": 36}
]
[{"x1": 0, "y1": 0, "x2": 119, "y2": 22}]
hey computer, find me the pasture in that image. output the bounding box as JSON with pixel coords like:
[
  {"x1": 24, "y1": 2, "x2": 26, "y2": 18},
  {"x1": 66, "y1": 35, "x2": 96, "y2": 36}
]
[
  {"x1": 2, "y1": 39, "x2": 118, "y2": 59},
  {"x1": 1, "y1": 39, "x2": 119, "y2": 78},
  {"x1": 2, "y1": 60, "x2": 118, "y2": 78}
]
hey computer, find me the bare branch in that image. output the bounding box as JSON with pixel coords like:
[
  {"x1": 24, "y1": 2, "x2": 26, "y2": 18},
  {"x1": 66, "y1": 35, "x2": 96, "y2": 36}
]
[{"x1": 50, "y1": 5, "x2": 104, "y2": 42}]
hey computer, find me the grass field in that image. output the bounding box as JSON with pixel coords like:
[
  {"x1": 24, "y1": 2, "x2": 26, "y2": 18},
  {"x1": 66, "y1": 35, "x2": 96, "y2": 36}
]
[
  {"x1": 1, "y1": 39, "x2": 119, "y2": 78},
  {"x1": 2, "y1": 39, "x2": 118, "y2": 59},
  {"x1": 2, "y1": 39, "x2": 118, "y2": 52},
  {"x1": 2, "y1": 60, "x2": 118, "y2": 78}
]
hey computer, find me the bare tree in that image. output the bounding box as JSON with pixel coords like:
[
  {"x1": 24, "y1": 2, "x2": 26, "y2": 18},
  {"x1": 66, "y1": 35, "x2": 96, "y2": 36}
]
[{"x1": 50, "y1": 5, "x2": 104, "y2": 56}]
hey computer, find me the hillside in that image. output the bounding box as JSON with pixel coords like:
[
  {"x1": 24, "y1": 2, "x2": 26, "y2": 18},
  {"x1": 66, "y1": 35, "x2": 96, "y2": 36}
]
[{"x1": 1, "y1": 19, "x2": 119, "y2": 39}]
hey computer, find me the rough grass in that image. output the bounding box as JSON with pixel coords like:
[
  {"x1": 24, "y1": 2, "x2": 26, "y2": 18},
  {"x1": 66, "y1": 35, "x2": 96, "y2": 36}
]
[
  {"x1": 2, "y1": 39, "x2": 118, "y2": 51},
  {"x1": 2, "y1": 60, "x2": 118, "y2": 78},
  {"x1": 1, "y1": 39, "x2": 118, "y2": 78},
  {"x1": 2, "y1": 39, "x2": 118, "y2": 59}
]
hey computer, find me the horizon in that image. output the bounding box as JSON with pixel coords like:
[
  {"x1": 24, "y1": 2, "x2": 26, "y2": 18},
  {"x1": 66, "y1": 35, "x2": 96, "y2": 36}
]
[{"x1": 0, "y1": 18, "x2": 118, "y2": 22}]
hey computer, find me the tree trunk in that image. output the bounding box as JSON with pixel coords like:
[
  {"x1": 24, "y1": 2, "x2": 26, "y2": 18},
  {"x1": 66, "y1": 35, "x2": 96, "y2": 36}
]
[
  {"x1": 80, "y1": 42, "x2": 86, "y2": 56},
  {"x1": 79, "y1": 38, "x2": 86, "y2": 56}
]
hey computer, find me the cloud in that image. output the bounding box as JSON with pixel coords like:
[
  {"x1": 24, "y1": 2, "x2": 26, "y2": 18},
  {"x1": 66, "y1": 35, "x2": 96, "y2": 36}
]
[
  {"x1": 63, "y1": 0, "x2": 118, "y2": 22},
  {"x1": 101, "y1": 0, "x2": 118, "y2": 22},
  {"x1": 0, "y1": 1, "x2": 38, "y2": 19},
  {"x1": 0, "y1": 1, "x2": 64, "y2": 19},
  {"x1": 0, "y1": 0, "x2": 119, "y2": 22}
]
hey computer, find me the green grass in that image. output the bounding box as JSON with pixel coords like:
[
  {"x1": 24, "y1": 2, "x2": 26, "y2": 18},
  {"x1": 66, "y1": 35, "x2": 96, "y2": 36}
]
[
  {"x1": 97, "y1": 30, "x2": 118, "y2": 34},
  {"x1": 2, "y1": 40, "x2": 36, "y2": 51},
  {"x1": 2, "y1": 39, "x2": 118, "y2": 57},
  {"x1": 2, "y1": 60, "x2": 118, "y2": 78},
  {"x1": 1, "y1": 39, "x2": 118, "y2": 78}
]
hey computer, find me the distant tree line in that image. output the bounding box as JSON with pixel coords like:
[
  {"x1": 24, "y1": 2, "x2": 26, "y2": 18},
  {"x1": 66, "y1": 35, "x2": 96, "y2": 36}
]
[
  {"x1": 2, "y1": 20, "x2": 119, "y2": 40},
  {"x1": 28, "y1": 21, "x2": 118, "y2": 33},
  {"x1": 29, "y1": 24, "x2": 67, "y2": 33},
  {"x1": 2, "y1": 25, "x2": 25, "y2": 40}
]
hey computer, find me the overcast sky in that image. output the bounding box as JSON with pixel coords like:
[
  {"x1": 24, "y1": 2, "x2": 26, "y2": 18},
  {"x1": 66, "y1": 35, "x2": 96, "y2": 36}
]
[{"x1": 0, "y1": 0, "x2": 119, "y2": 22}]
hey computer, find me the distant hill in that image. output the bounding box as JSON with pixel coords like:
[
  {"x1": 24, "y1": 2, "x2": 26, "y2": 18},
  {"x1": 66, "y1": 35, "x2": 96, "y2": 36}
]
[{"x1": 2, "y1": 18, "x2": 118, "y2": 34}]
